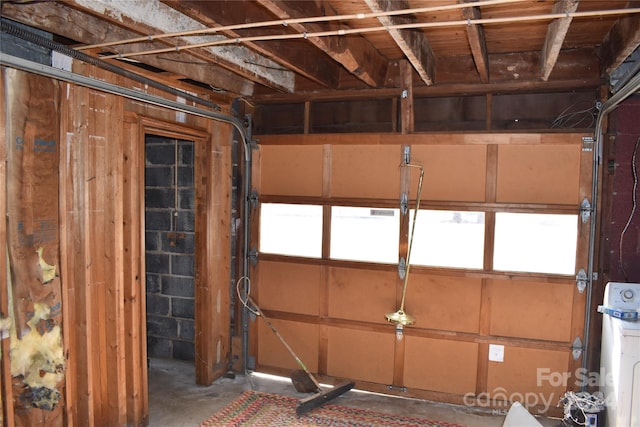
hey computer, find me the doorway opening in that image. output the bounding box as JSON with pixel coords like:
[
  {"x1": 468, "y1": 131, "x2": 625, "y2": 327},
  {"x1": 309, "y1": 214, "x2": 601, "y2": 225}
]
[{"x1": 144, "y1": 134, "x2": 196, "y2": 362}]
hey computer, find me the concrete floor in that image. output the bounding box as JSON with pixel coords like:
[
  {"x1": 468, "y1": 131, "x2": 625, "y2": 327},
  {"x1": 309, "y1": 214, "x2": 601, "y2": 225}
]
[{"x1": 148, "y1": 358, "x2": 563, "y2": 427}]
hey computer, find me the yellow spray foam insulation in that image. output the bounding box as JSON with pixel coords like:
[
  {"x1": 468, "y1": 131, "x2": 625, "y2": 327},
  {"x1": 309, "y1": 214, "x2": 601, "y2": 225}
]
[
  {"x1": 36, "y1": 247, "x2": 57, "y2": 284},
  {"x1": 10, "y1": 302, "x2": 64, "y2": 390}
]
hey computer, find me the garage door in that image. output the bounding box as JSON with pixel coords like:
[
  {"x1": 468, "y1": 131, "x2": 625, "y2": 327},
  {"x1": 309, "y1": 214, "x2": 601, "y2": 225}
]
[{"x1": 250, "y1": 133, "x2": 592, "y2": 415}]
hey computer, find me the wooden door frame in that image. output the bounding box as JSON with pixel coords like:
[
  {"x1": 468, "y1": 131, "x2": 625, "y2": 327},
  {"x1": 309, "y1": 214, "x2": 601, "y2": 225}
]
[{"x1": 137, "y1": 115, "x2": 229, "y2": 386}]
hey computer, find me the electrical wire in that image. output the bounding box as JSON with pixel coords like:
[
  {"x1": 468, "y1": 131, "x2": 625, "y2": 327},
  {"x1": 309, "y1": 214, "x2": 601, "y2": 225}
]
[
  {"x1": 97, "y1": 7, "x2": 640, "y2": 61},
  {"x1": 236, "y1": 276, "x2": 259, "y2": 317},
  {"x1": 551, "y1": 101, "x2": 598, "y2": 129},
  {"x1": 560, "y1": 391, "x2": 605, "y2": 426},
  {"x1": 618, "y1": 136, "x2": 640, "y2": 281}
]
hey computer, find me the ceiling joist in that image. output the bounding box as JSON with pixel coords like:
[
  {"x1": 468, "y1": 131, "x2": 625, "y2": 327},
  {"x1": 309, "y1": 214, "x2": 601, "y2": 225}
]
[
  {"x1": 65, "y1": 0, "x2": 295, "y2": 92},
  {"x1": 0, "y1": 0, "x2": 254, "y2": 96},
  {"x1": 160, "y1": 0, "x2": 342, "y2": 90},
  {"x1": 255, "y1": 0, "x2": 388, "y2": 88},
  {"x1": 363, "y1": 0, "x2": 436, "y2": 86},
  {"x1": 539, "y1": 0, "x2": 580, "y2": 82},
  {"x1": 462, "y1": 0, "x2": 490, "y2": 84}
]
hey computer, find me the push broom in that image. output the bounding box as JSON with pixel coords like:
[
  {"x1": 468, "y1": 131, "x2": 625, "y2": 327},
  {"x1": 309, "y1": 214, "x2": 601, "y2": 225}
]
[{"x1": 245, "y1": 295, "x2": 355, "y2": 416}]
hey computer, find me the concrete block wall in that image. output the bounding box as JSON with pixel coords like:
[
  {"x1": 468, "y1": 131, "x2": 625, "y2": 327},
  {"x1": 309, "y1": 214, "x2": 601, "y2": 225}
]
[{"x1": 145, "y1": 135, "x2": 196, "y2": 361}]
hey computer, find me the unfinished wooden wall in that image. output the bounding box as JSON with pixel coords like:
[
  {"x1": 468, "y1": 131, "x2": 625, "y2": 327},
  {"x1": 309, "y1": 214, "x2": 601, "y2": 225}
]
[
  {"x1": 2, "y1": 61, "x2": 233, "y2": 426},
  {"x1": 4, "y1": 69, "x2": 64, "y2": 426}
]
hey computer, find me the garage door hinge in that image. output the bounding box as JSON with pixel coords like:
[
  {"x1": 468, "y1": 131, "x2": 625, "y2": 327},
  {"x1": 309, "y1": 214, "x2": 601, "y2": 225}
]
[
  {"x1": 398, "y1": 257, "x2": 406, "y2": 280},
  {"x1": 403, "y1": 145, "x2": 411, "y2": 164},
  {"x1": 249, "y1": 188, "x2": 259, "y2": 209},
  {"x1": 576, "y1": 268, "x2": 588, "y2": 293},
  {"x1": 580, "y1": 198, "x2": 592, "y2": 223},
  {"x1": 248, "y1": 248, "x2": 259, "y2": 266},
  {"x1": 581, "y1": 136, "x2": 594, "y2": 152},
  {"x1": 400, "y1": 193, "x2": 408, "y2": 216},
  {"x1": 571, "y1": 337, "x2": 583, "y2": 360}
]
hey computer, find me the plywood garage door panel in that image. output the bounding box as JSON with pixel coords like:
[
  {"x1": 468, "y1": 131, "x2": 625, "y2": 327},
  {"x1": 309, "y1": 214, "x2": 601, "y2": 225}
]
[
  {"x1": 260, "y1": 145, "x2": 324, "y2": 196},
  {"x1": 258, "y1": 261, "x2": 321, "y2": 316},
  {"x1": 331, "y1": 145, "x2": 401, "y2": 199},
  {"x1": 488, "y1": 279, "x2": 574, "y2": 342},
  {"x1": 404, "y1": 337, "x2": 479, "y2": 395},
  {"x1": 257, "y1": 319, "x2": 320, "y2": 372},
  {"x1": 411, "y1": 144, "x2": 487, "y2": 202},
  {"x1": 496, "y1": 144, "x2": 581, "y2": 205},
  {"x1": 327, "y1": 327, "x2": 395, "y2": 385},
  {"x1": 405, "y1": 274, "x2": 482, "y2": 334},
  {"x1": 486, "y1": 346, "x2": 569, "y2": 407},
  {"x1": 328, "y1": 267, "x2": 396, "y2": 324}
]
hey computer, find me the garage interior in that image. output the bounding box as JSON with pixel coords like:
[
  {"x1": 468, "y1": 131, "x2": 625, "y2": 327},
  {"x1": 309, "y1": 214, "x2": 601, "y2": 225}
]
[{"x1": 1, "y1": 0, "x2": 640, "y2": 426}]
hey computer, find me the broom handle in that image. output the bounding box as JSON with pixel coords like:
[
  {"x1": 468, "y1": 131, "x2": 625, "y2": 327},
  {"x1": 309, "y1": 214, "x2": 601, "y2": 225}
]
[{"x1": 246, "y1": 295, "x2": 322, "y2": 390}]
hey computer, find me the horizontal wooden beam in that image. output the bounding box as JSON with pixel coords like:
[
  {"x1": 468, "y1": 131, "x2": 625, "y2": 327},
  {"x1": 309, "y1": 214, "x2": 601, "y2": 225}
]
[
  {"x1": 256, "y1": 0, "x2": 389, "y2": 88},
  {"x1": 251, "y1": 77, "x2": 602, "y2": 103},
  {"x1": 64, "y1": 0, "x2": 294, "y2": 92},
  {"x1": 1, "y1": 1, "x2": 255, "y2": 97},
  {"x1": 161, "y1": 0, "x2": 342, "y2": 89}
]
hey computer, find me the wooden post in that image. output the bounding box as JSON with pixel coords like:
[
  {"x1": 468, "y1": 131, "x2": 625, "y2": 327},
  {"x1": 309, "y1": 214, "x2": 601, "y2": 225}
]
[
  {"x1": 5, "y1": 69, "x2": 65, "y2": 426},
  {"x1": 0, "y1": 66, "x2": 16, "y2": 427},
  {"x1": 399, "y1": 60, "x2": 414, "y2": 134}
]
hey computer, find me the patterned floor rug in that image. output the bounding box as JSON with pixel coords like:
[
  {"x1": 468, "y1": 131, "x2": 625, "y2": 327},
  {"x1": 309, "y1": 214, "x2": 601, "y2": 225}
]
[{"x1": 200, "y1": 390, "x2": 467, "y2": 427}]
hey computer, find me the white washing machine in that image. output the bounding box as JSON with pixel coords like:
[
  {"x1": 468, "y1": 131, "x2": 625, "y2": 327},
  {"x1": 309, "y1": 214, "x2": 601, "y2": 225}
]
[{"x1": 599, "y1": 282, "x2": 640, "y2": 427}]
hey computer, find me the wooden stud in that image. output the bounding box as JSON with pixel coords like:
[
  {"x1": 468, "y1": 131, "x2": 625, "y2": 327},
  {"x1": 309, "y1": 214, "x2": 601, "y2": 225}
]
[
  {"x1": 399, "y1": 60, "x2": 414, "y2": 134},
  {"x1": 0, "y1": 66, "x2": 16, "y2": 427}
]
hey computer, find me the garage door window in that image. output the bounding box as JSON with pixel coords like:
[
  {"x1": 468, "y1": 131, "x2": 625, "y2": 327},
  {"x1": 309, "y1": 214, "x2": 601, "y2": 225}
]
[
  {"x1": 259, "y1": 203, "x2": 323, "y2": 258},
  {"x1": 409, "y1": 210, "x2": 485, "y2": 269},
  {"x1": 330, "y1": 206, "x2": 399, "y2": 263},
  {"x1": 493, "y1": 212, "x2": 578, "y2": 275}
]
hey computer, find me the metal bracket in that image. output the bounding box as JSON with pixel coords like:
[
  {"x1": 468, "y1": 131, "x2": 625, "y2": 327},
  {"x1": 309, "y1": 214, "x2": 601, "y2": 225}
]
[
  {"x1": 571, "y1": 336, "x2": 583, "y2": 360},
  {"x1": 403, "y1": 145, "x2": 411, "y2": 165},
  {"x1": 581, "y1": 136, "x2": 594, "y2": 152},
  {"x1": 249, "y1": 188, "x2": 259, "y2": 209},
  {"x1": 248, "y1": 248, "x2": 259, "y2": 266},
  {"x1": 400, "y1": 193, "x2": 408, "y2": 216},
  {"x1": 576, "y1": 268, "x2": 588, "y2": 293},
  {"x1": 247, "y1": 355, "x2": 256, "y2": 370},
  {"x1": 398, "y1": 257, "x2": 406, "y2": 280},
  {"x1": 387, "y1": 384, "x2": 408, "y2": 392},
  {"x1": 580, "y1": 198, "x2": 592, "y2": 223}
]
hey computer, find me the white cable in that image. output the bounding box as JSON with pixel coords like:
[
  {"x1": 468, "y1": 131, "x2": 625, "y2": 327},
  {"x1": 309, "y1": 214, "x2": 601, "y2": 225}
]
[
  {"x1": 619, "y1": 136, "x2": 640, "y2": 281},
  {"x1": 236, "y1": 276, "x2": 259, "y2": 317}
]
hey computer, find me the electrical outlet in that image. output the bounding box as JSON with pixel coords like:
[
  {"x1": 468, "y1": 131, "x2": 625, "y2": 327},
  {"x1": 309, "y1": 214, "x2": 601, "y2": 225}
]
[{"x1": 489, "y1": 344, "x2": 504, "y2": 362}]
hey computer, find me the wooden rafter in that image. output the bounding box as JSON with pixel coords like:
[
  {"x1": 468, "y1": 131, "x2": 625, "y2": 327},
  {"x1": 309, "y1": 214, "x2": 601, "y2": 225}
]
[
  {"x1": 461, "y1": 0, "x2": 490, "y2": 84},
  {"x1": 63, "y1": 0, "x2": 295, "y2": 92},
  {"x1": 1, "y1": 1, "x2": 255, "y2": 96},
  {"x1": 600, "y1": 12, "x2": 640, "y2": 76},
  {"x1": 162, "y1": 0, "x2": 341, "y2": 89},
  {"x1": 540, "y1": 0, "x2": 580, "y2": 82},
  {"x1": 256, "y1": 0, "x2": 388, "y2": 88},
  {"x1": 363, "y1": 0, "x2": 436, "y2": 86}
]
